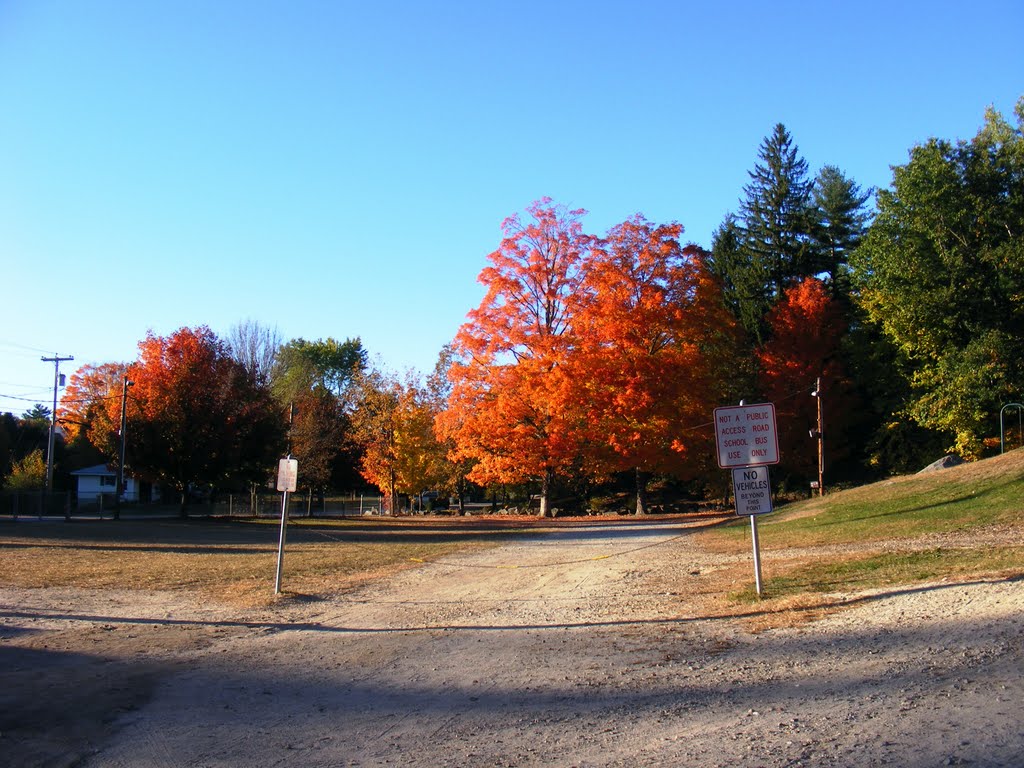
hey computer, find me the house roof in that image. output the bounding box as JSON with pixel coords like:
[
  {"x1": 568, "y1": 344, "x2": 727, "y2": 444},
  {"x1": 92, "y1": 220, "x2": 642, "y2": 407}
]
[{"x1": 70, "y1": 464, "x2": 115, "y2": 477}]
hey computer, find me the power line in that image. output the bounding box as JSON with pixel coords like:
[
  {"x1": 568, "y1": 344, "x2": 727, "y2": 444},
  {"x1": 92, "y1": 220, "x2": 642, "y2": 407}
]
[
  {"x1": 1, "y1": 390, "x2": 123, "y2": 406},
  {"x1": 0, "y1": 339, "x2": 63, "y2": 355},
  {"x1": 0, "y1": 387, "x2": 54, "y2": 398},
  {"x1": 0, "y1": 392, "x2": 57, "y2": 403}
]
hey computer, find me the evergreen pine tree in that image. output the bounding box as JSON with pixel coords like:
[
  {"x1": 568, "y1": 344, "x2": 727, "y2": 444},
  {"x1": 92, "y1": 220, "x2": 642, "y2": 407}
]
[
  {"x1": 709, "y1": 213, "x2": 769, "y2": 343},
  {"x1": 810, "y1": 165, "x2": 872, "y2": 297},
  {"x1": 740, "y1": 123, "x2": 814, "y2": 296},
  {"x1": 710, "y1": 123, "x2": 815, "y2": 344}
]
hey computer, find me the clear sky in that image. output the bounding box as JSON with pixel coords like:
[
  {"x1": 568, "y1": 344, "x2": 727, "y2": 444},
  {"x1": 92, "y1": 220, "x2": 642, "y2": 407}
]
[{"x1": 1, "y1": 0, "x2": 1021, "y2": 415}]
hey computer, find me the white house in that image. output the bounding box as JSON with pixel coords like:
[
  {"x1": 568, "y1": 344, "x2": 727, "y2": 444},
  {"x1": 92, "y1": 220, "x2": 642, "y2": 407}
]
[{"x1": 71, "y1": 464, "x2": 154, "y2": 506}]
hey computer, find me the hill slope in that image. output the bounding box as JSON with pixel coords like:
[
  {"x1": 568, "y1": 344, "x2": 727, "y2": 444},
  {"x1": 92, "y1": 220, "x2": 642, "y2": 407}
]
[{"x1": 705, "y1": 449, "x2": 1024, "y2": 601}]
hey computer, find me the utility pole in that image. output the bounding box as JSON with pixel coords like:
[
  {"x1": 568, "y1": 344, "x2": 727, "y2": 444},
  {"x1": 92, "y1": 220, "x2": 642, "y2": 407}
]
[
  {"x1": 115, "y1": 374, "x2": 134, "y2": 520},
  {"x1": 811, "y1": 377, "x2": 824, "y2": 497},
  {"x1": 41, "y1": 354, "x2": 74, "y2": 495}
]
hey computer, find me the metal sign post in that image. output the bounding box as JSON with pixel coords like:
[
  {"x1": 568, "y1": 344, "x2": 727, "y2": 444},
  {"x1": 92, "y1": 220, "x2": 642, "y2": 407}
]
[
  {"x1": 750, "y1": 513, "x2": 764, "y2": 596},
  {"x1": 274, "y1": 457, "x2": 298, "y2": 595},
  {"x1": 715, "y1": 403, "x2": 779, "y2": 598},
  {"x1": 732, "y1": 466, "x2": 773, "y2": 596}
]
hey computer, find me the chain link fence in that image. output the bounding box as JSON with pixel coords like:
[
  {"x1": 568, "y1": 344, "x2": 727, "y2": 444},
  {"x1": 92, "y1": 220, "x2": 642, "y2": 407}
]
[
  {"x1": 208, "y1": 491, "x2": 386, "y2": 518},
  {"x1": 0, "y1": 490, "x2": 391, "y2": 520},
  {"x1": 0, "y1": 491, "x2": 72, "y2": 519}
]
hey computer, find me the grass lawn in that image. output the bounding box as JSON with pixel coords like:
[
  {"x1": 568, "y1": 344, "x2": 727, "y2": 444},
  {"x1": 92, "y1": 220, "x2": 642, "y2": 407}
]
[{"x1": 704, "y1": 448, "x2": 1024, "y2": 602}]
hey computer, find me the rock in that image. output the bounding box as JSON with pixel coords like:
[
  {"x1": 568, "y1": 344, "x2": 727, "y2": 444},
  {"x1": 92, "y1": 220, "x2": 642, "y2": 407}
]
[{"x1": 917, "y1": 454, "x2": 966, "y2": 473}]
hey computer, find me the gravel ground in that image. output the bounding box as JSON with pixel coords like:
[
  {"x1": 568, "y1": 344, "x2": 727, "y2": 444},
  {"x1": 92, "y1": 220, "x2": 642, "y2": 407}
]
[{"x1": 2, "y1": 518, "x2": 1022, "y2": 767}]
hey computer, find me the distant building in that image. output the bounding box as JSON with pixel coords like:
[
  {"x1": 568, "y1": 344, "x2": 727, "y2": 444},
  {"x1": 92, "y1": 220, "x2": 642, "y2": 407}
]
[{"x1": 70, "y1": 464, "x2": 157, "y2": 506}]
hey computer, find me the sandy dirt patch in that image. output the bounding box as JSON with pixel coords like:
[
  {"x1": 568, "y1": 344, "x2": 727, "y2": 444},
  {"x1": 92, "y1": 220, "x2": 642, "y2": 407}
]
[{"x1": 2, "y1": 518, "x2": 1022, "y2": 767}]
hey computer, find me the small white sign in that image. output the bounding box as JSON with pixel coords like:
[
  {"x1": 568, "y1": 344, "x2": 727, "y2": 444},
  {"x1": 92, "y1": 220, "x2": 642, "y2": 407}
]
[
  {"x1": 714, "y1": 402, "x2": 780, "y2": 468},
  {"x1": 732, "y1": 466, "x2": 773, "y2": 516},
  {"x1": 277, "y1": 458, "x2": 298, "y2": 492}
]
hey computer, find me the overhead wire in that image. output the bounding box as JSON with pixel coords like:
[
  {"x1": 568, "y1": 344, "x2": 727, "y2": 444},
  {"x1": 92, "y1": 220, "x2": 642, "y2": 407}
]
[{"x1": 0, "y1": 339, "x2": 63, "y2": 355}]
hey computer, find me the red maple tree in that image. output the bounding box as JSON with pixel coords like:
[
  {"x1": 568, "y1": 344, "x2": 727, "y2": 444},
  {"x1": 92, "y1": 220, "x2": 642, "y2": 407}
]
[
  {"x1": 437, "y1": 199, "x2": 593, "y2": 516},
  {"x1": 756, "y1": 278, "x2": 848, "y2": 481},
  {"x1": 110, "y1": 327, "x2": 285, "y2": 514},
  {"x1": 574, "y1": 218, "x2": 740, "y2": 511}
]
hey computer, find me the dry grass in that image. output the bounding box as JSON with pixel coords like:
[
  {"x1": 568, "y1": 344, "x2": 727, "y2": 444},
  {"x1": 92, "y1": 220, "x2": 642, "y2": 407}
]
[{"x1": 0, "y1": 516, "x2": 530, "y2": 606}]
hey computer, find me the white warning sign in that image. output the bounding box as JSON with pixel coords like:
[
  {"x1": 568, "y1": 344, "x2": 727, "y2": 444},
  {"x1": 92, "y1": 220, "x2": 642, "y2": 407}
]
[
  {"x1": 714, "y1": 402, "x2": 780, "y2": 468},
  {"x1": 732, "y1": 465, "x2": 773, "y2": 517}
]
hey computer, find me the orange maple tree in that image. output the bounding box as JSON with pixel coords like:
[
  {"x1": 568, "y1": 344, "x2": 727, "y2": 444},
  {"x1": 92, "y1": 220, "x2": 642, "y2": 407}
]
[
  {"x1": 60, "y1": 362, "x2": 129, "y2": 448},
  {"x1": 353, "y1": 369, "x2": 449, "y2": 513},
  {"x1": 756, "y1": 277, "x2": 848, "y2": 480},
  {"x1": 574, "y1": 218, "x2": 740, "y2": 511},
  {"x1": 437, "y1": 199, "x2": 593, "y2": 516},
  {"x1": 350, "y1": 369, "x2": 402, "y2": 513}
]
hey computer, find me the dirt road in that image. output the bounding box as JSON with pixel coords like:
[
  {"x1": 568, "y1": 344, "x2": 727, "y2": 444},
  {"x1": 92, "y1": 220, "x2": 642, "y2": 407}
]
[{"x1": 2, "y1": 518, "x2": 1022, "y2": 767}]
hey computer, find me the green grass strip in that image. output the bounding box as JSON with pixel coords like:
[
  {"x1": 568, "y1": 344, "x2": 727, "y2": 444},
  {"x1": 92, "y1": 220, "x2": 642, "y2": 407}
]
[{"x1": 732, "y1": 546, "x2": 1024, "y2": 602}]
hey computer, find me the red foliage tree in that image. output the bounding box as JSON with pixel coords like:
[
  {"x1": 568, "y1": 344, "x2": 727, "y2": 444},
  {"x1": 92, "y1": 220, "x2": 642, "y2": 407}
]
[
  {"x1": 756, "y1": 278, "x2": 848, "y2": 481},
  {"x1": 437, "y1": 199, "x2": 593, "y2": 516},
  {"x1": 60, "y1": 362, "x2": 129, "y2": 449},
  {"x1": 113, "y1": 327, "x2": 285, "y2": 515},
  {"x1": 575, "y1": 218, "x2": 741, "y2": 511}
]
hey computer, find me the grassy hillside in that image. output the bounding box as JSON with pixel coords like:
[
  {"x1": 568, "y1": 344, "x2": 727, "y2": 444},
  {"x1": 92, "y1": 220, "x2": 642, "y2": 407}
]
[{"x1": 706, "y1": 449, "x2": 1024, "y2": 601}]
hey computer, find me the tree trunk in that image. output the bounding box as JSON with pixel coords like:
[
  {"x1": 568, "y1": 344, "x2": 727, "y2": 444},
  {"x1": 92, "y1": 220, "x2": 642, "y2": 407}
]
[
  {"x1": 538, "y1": 470, "x2": 553, "y2": 518},
  {"x1": 635, "y1": 467, "x2": 649, "y2": 516},
  {"x1": 388, "y1": 468, "x2": 397, "y2": 516}
]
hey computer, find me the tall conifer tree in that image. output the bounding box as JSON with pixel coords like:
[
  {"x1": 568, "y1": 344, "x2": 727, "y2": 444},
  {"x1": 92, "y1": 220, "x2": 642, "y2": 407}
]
[
  {"x1": 710, "y1": 123, "x2": 814, "y2": 344},
  {"x1": 810, "y1": 165, "x2": 871, "y2": 296},
  {"x1": 741, "y1": 124, "x2": 814, "y2": 290}
]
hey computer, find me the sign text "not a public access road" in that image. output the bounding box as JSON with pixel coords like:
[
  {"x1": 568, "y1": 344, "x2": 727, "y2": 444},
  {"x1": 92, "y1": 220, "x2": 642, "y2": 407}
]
[{"x1": 713, "y1": 403, "x2": 780, "y2": 468}]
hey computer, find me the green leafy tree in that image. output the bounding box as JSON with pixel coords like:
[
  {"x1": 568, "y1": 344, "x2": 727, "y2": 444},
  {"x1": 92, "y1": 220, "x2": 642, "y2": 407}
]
[
  {"x1": 0, "y1": 413, "x2": 52, "y2": 488},
  {"x1": 5, "y1": 449, "x2": 46, "y2": 490},
  {"x1": 273, "y1": 337, "x2": 366, "y2": 404},
  {"x1": 741, "y1": 124, "x2": 815, "y2": 295},
  {"x1": 271, "y1": 337, "x2": 366, "y2": 496},
  {"x1": 709, "y1": 214, "x2": 762, "y2": 348},
  {"x1": 0, "y1": 412, "x2": 14, "y2": 484},
  {"x1": 853, "y1": 99, "x2": 1024, "y2": 458}
]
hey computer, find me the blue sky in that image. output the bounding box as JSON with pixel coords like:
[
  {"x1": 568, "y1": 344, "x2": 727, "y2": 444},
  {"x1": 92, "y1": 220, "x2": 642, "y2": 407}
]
[{"x1": 1, "y1": 0, "x2": 1021, "y2": 415}]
